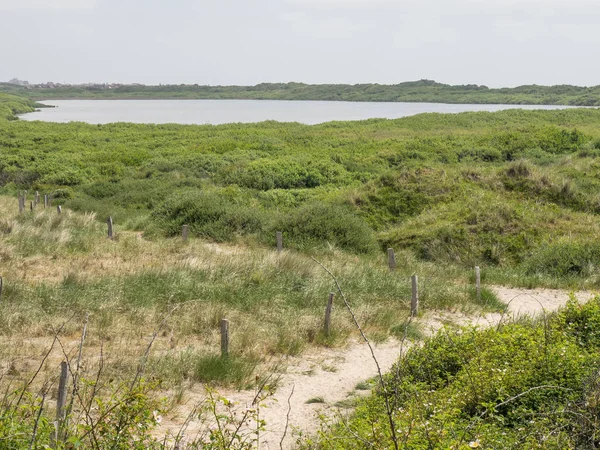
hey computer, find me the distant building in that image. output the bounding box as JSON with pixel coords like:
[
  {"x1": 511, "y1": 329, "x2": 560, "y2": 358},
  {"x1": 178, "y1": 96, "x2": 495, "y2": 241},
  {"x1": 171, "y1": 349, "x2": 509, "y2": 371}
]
[{"x1": 8, "y1": 78, "x2": 29, "y2": 86}]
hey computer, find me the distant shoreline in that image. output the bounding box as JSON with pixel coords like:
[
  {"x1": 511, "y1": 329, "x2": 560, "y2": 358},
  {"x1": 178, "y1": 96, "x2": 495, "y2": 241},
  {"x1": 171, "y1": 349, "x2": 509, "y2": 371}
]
[{"x1": 3, "y1": 80, "x2": 600, "y2": 106}]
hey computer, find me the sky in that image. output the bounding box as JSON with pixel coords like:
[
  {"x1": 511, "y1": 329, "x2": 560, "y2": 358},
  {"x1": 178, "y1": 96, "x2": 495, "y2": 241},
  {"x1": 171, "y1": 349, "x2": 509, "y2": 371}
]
[{"x1": 1, "y1": 0, "x2": 599, "y2": 88}]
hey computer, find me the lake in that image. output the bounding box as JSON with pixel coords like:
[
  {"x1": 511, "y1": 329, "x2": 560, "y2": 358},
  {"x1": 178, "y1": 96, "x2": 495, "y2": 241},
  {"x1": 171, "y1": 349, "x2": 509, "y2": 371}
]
[{"x1": 19, "y1": 99, "x2": 576, "y2": 125}]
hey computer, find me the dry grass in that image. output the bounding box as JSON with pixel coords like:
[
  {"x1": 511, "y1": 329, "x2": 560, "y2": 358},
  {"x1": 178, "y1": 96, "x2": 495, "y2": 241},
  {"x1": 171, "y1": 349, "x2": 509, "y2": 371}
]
[{"x1": 0, "y1": 195, "x2": 494, "y2": 399}]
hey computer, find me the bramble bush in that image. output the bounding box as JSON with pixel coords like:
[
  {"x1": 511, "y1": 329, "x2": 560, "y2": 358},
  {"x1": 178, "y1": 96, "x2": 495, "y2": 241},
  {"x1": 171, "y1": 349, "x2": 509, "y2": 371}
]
[{"x1": 305, "y1": 297, "x2": 600, "y2": 449}]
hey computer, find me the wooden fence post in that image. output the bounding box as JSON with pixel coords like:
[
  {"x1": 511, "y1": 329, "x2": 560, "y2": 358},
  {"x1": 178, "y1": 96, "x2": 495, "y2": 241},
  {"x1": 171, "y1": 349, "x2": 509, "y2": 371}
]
[
  {"x1": 53, "y1": 361, "x2": 68, "y2": 447},
  {"x1": 411, "y1": 275, "x2": 419, "y2": 317},
  {"x1": 107, "y1": 216, "x2": 114, "y2": 240},
  {"x1": 276, "y1": 231, "x2": 283, "y2": 252},
  {"x1": 0, "y1": 276, "x2": 3, "y2": 303},
  {"x1": 220, "y1": 319, "x2": 229, "y2": 358},
  {"x1": 387, "y1": 248, "x2": 396, "y2": 270},
  {"x1": 182, "y1": 225, "x2": 189, "y2": 242},
  {"x1": 18, "y1": 192, "x2": 24, "y2": 214},
  {"x1": 324, "y1": 292, "x2": 335, "y2": 337},
  {"x1": 44, "y1": 194, "x2": 48, "y2": 208},
  {"x1": 35, "y1": 191, "x2": 40, "y2": 205},
  {"x1": 475, "y1": 266, "x2": 481, "y2": 302},
  {"x1": 30, "y1": 201, "x2": 34, "y2": 212},
  {"x1": 57, "y1": 205, "x2": 62, "y2": 214}
]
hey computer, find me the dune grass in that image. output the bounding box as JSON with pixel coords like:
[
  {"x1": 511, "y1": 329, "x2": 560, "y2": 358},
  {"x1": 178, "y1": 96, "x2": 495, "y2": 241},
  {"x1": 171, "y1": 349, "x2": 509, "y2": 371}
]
[{"x1": 0, "y1": 196, "x2": 496, "y2": 394}]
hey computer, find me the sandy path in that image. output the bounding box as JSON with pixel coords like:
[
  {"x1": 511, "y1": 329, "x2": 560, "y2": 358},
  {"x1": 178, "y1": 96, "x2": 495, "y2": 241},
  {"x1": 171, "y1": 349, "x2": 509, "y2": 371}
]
[{"x1": 158, "y1": 286, "x2": 597, "y2": 449}]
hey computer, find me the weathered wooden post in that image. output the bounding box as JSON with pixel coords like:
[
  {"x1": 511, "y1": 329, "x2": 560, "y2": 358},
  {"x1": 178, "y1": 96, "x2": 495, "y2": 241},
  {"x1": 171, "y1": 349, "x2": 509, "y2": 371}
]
[
  {"x1": 57, "y1": 205, "x2": 62, "y2": 214},
  {"x1": 324, "y1": 292, "x2": 335, "y2": 337},
  {"x1": 107, "y1": 216, "x2": 114, "y2": 240},
  {"x1": 276, "y1": 231, "x2": 283, "y2": 252},
  {"x1": 44, "y1": 194, "x2": 48, "y2": 208},
  {"x1": 54, "y1": 361, "x2": 69, "y2": 447},
  {"x1": 387, "y1": 248, "x2": 396, "y2": 270},
  {"x1": 182, "y1": 225, "x2": 189, "y2": 242},
  {"x1": 0, "y1": 276, "x2": 3, "y2": 303},
  {"x1": 475, "y1": 266, "x2": 481, "y2": 302},
  {"x1": 18, "y1": 192, "x2": 24, "y2": 214},
  {"x1": 220, "y1": 319, "x2": 229, "y2": 358},
  {"x1": 30, "y1": 201, "x2": 34, "y2": 212},
  {"x1": 35, "y1": 191, "x2": 40, "y2": 205},
  {"x1": 411, "y1": 275, "x2": 419, "y2": 317}
]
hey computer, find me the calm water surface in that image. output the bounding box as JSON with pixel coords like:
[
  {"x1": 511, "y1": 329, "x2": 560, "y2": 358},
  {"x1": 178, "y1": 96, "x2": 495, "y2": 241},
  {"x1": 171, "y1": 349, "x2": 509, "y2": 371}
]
[{"x1": 20, "y1": 99, "x2": 576, "y2": 125}]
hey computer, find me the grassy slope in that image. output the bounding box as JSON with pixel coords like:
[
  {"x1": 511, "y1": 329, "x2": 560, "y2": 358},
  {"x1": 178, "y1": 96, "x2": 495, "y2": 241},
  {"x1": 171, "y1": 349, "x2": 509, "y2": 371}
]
[
  {"x1": 0, "y1": 194, "x2": 489, "y2": 382},
  {"x1": 3, "y1": 107, "x2": 600, "y2": 287},
  {"x1": 3, "y1": 80, "x2": 600, "y2": 105}
]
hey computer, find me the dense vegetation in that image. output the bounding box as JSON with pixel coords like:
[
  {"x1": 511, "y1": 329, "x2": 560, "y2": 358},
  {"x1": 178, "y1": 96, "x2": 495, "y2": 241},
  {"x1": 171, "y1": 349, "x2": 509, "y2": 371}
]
[
  {"x1": 0, "y1": 92, "x2": 40, "y2": 120},
  {"x1": 3, "y1": 101, "x2": 600, "y2": 286},
  {"x1": 4, "y1": 90, "x2": 600, "y2": 447},
  {"x1": 3, "y1": 79, "x2": 600, "y2": 105},
  {"x1": 306, "y1": 297, "x2": 600, "y2": 449}
]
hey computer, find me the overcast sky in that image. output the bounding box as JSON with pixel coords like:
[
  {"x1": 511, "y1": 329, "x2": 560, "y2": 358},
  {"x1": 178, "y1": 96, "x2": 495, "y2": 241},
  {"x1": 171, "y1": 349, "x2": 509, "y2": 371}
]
[{"x1": 1, "y1": 0, "x2": 599, "y2": 87}]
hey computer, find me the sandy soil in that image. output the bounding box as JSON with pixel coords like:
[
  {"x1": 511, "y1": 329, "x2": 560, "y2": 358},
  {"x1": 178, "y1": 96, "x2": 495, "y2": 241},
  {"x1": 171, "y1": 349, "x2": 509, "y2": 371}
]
[{"x1": 155, "y1": 286, "x2": 597, "y2": 448}]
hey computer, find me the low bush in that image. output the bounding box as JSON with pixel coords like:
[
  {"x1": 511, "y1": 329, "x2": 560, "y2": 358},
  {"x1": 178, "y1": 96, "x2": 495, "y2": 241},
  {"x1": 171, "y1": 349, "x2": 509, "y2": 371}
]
[
  {"x1": 151, "y1": 189, "x2": 267, "y2": 241},
  {"x1": 524, "y1": 241, "x2": 600, "y2": 278},
  {"x1": 275, "y1": 202, "x2": 379, "y2": 254}
]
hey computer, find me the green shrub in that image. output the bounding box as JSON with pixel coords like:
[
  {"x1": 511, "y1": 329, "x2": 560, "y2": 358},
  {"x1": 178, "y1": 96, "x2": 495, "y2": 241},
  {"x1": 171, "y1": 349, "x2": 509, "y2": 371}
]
[
  {"x1": 276, "y1": 202, "x2": 378, "y2": 253},
  {"x1": 309, "y1": 297, "x2": 600, "y2": 449},
  {"x1": 524, "y1": 241, "x2": 600, "y2": 278},
  {"x1": 222, "y1": 158, "x2": 349, "y2": 190}
]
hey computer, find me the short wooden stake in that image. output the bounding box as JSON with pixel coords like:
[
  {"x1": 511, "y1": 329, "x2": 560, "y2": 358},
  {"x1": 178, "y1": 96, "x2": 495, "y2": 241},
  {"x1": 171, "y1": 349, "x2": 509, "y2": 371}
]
[
  {"x1": 276, "y1": 231, "x2": 283, "y2": 252},
  {"x1": 475, "y1": 266, "x2": 481, "y2": 302},
  {"x1": 30, "y1": 201, "x2": 34, "y2": 212},
  {"x1": 57, "y1": 205, "x2": 62, "y2": 214},
  {"x1": 44, "y1": 194, "x2": 48, "y2": 208},
  {"x1": 35, "y1": 191, "x2": 40, "y2": 205},
  {"x1": 107, "y1": 216, "x2": 114, "y2": 240},
  {"x1": 220, "y1": 319, "x2": 229, "y2": 358},
  {"x1": 0, "y1": 276, "x2": 3, "y2": 303},
  {"x1": 182, "y1": 225, "x2": 189, "y2": 242},
  {"x1": 411, "y1": 275, "x2": 419, "y2": 317},
  {"x1": 55, "y1": 361, "x2": 69, "y2": 445},
  {"x1": 324, "y1": 292, "x2": 335, "y2": 337},
  {"x1": 387, "y1": 248, "x2": 396, "y2": 270}
]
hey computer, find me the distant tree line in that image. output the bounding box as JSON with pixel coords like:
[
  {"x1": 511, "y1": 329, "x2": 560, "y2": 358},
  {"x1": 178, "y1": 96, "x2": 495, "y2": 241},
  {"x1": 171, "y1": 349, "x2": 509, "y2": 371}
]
[{"x1": 2, "y1": 79, "x2": 600, "y2": 105}]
